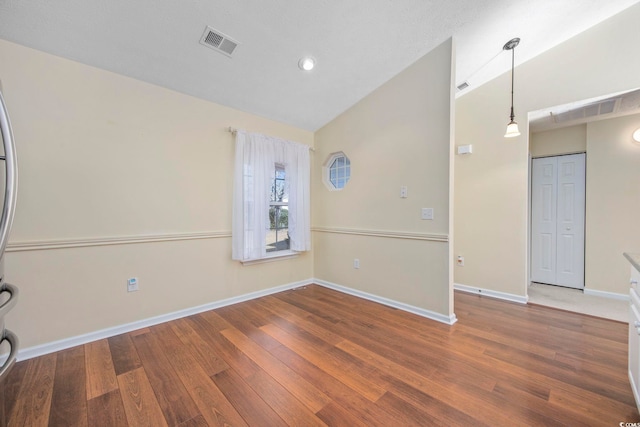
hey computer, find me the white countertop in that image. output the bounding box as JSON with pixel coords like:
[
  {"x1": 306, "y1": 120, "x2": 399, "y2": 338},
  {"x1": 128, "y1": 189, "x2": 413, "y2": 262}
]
[{"x1": 624, "y1": 252, "x2": 640, "y2": 272}]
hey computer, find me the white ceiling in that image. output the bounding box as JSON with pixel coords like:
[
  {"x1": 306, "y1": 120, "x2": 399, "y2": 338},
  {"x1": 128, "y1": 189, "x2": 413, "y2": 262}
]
[{"x1": 0, "y1": 0, "x2": 638, "y2": 131}]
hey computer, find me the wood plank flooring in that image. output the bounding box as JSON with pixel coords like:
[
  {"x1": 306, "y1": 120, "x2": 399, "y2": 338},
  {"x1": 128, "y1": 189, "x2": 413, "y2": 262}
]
[{"x1": 1, "y1": 285, "x2": 638, "y2": 426}]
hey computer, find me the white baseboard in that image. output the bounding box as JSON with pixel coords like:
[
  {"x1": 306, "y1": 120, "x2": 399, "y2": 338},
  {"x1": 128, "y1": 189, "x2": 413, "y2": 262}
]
[
  {"x1": 630, "y1": 370, "x2": 640, "y2": 414},
  {"x1": 583, "y1": 288, "x2": 629, "y2": 301},
  {"x1": 454, "y1": 283, "x2": 528, "y2": 304},
  {"x1": 18, "y1": 279, "x2": 312, "y2": 361},
  {"x1": 18, "y1": 278, "x2": 459, "y2": 361},
  {"x1": 314, "y1": 279, "x2": 457, "y2": 325}
]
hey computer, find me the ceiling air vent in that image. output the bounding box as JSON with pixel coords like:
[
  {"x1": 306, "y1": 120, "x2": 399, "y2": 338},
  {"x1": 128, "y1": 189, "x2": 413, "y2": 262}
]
[
  {"x1": 200, "y1": 26, "x2": 239, "y2": 57},
  {"x1": 457, "y1": 81, "x2": 470, "y2": 91},
  {"x1": 598, "y1": 99, "x2": 616, "y2": 115}
]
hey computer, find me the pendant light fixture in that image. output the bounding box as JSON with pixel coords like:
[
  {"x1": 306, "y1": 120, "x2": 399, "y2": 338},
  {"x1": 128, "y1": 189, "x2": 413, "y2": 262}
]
[{"x1": 503, "y1": 37, "x2": 521, "y2": 138}]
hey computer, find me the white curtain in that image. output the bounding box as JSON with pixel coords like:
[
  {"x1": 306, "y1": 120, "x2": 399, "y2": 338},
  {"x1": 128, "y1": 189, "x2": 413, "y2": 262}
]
[{"x1": 232, "y1": 130, "x2": 310, "y2": 261}]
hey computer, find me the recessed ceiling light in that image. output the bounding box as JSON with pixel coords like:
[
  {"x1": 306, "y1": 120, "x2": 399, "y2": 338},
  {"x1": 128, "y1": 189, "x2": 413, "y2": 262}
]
[
  {"x1": 633, "y1": 128, "x2": 640, "y2": 143},
  {"x1": 298, "y1": 57, "x2": 316, "y2": 71}
]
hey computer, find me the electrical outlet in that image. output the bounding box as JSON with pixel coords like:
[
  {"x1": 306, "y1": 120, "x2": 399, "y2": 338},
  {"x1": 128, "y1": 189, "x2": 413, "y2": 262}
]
[
  {"x1": 127, "y1": 277, "x2": 139, "y2": 292},
  {"x1": 456, "y1": 256, "x2": 465, "y2": 267},
  {"x1": 354, "y1": 259, "x2": 360, "y2": 269}
]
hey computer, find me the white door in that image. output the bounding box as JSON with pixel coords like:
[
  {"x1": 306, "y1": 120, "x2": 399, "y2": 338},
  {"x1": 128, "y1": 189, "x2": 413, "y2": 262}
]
[{"x1": 531, "y1": 153, "x2": 585, "y2": 289}]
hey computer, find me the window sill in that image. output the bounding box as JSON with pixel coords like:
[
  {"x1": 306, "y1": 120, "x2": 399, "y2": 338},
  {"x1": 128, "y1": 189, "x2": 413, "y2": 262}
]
[{"x1": 240, "y1": 251, "x2": 299, "y2": 266}]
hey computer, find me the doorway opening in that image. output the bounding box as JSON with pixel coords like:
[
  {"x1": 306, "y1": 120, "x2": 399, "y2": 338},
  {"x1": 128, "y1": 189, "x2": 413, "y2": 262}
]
[{"x1": 525, "y1": 88, "x2": 640, "y2": 320}]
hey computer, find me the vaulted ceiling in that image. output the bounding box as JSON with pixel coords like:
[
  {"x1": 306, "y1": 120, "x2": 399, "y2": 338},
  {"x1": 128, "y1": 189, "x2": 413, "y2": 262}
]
[{"x1": 1, "y1": 0, "x2": 638, "y2": 131}]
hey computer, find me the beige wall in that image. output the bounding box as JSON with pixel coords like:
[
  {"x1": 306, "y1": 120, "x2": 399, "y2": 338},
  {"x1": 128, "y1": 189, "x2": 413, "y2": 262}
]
[
  {"x1": 314, "y1": 39, "x2": 455, "y2": 318},
  {"x1": 585, "y1": 113, "x2": 640, "y2": 293},
  {"x1": 455, "y1": 3, "x2": 640, "y2": 297},
  {"x1": 530, "y1": 124, "x2": 586, "y2": 157},
  {"x1": 0, "y1": 39, "x2": 313, "y2": 349}
]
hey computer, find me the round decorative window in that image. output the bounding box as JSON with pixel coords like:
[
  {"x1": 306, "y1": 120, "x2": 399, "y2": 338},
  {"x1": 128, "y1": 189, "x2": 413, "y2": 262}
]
[{"x1": 323, "y1": 152, "x2": 351, "y2": 191}]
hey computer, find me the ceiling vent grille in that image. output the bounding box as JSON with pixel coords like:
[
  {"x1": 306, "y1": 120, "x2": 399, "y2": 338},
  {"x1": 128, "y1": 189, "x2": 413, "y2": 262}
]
[
  {"x1": 553, "y1": 99, "x2": 620, "y2": 124},
  {"x1": 200, "y1": 26, "x2": 239, "y2": 57},
  {"x1": 457, "y1": 81, "x2": 469, "y2": 91},
  {"x1": 598, "y1": 99, "x2": 616, "y2": 115}
]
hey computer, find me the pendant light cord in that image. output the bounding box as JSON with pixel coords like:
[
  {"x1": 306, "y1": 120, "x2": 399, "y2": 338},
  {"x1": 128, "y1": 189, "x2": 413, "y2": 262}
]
[
  {"x1": 510, "y1": 47, "x2": 515, "y2": 122},
  {"x1": 503, "y1": 37, "x2": 520, "y2": 137}
]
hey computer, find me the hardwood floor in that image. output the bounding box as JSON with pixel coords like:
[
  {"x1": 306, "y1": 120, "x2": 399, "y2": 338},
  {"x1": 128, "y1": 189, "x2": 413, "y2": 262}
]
[{"x1": 2, "y1": 285, "x2": 638, "y2": 426}]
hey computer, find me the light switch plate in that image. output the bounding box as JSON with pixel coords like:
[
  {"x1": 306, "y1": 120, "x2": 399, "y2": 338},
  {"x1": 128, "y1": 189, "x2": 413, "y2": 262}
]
[
  {"x1": 421, "y1": 208, "x2": 434, "y2": 220},
  {"x1": 457, "y1": 144, "x2": 473, "y2": 155}
]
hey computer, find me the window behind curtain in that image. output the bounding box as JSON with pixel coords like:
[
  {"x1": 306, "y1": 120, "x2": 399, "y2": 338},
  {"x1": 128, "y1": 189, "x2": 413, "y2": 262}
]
[
  {"x1": 267, "y1": 165, "x2": 289, "y2": 252},
  {"x1": 232, "y1": 130, "x2": 310, "y2": 262}
]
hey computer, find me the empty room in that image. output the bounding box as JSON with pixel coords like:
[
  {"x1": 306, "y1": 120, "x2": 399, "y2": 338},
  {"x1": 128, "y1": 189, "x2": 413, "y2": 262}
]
[{"x1": 1, "y1": 1, "x2": 640, "y2": 425}]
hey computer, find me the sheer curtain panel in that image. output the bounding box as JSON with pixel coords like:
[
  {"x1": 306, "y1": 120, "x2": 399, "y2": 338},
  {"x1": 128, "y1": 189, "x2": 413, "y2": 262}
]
[{"x1": 232, "y1": 130, "x2": 310, "y2": 261}]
